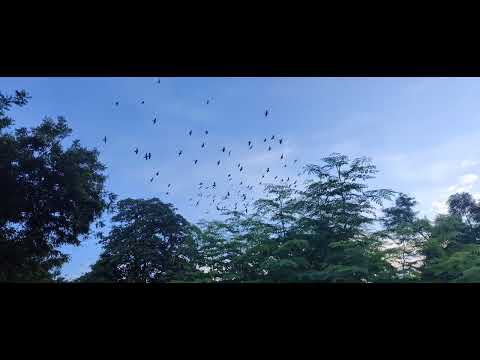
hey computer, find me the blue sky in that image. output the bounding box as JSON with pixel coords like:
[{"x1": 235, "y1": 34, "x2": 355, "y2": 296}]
[{"x1": 2, "y1": 77, "x2": 480, "y2": 279}]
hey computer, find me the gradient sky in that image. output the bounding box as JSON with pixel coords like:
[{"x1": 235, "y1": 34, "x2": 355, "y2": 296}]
[{"x1": 2, "y1": 77, "x2": 480, "y2": 279}]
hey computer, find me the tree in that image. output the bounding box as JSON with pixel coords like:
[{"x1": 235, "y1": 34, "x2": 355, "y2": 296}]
[
  {"x1": 0, "y1": 90, "x2": 114, "y2": 281},
  {"x1": 78, "y1": 198, "x2": 201, "y2": 282},
  {"x1": 447, "y1": 192, "x2": 480, "y2": 244},
  {"x1": 379, "y1": 193, "x2": 430, "y2": 281}
]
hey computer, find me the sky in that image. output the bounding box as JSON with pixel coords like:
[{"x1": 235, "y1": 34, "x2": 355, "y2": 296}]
[{"x1": 2, "y1": 77, "x2": 480, "y2": 279}]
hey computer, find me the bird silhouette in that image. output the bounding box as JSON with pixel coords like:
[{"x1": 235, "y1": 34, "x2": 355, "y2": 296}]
[
  {"x1": 202, "y1": 142, "x2": 205, "y2": 148},
  {"x1": 206, "y1": 99, "x2": 210, "y2": 105},
  {"x1": 268, "y1": 146, "x2": 271, "y2": 151},
  {"x1": 222, "y1": 146, "x2": 226, "y2": 152},
  {"x1": 213, "y1": 182, "x2": 216, "y2": 188},
  {"x1": 141, "y1": 100, "x2": 145, "y2": 104},
  {"x1": 271, "y1": 135, "x2": 275, "y2": 140},
  {"x1": 264, "y1": 138, "x2": 267, "y2": 142},
  {"x1": 237, "y1": 163, "x2": 241, "y2": 168},
  {"x1": 240, "y1": 166, "x2": 243, "y2": 172},
  {"x1": 217, "y1": 160, "x2": 221, "y2": 166},
  {"x1": 294, "y1": 159, "x2": 298, "y2": 163},
  {"x1": 279, "y1": 138, "x2": 283, "y2": 144},
  {"x1": 103, "y1": 136, "x2": 107, "y2": 144},
  {"x1": 153, "y1": 118, "x2": 157, "y2": 125},
  {"x1": 205, "y1": 130, "x2": 209, "y2": 135},
  {"x1": 134, "y1": 148, "x2": 139, "y2": 155},
  {"x1": 266, "y1": 167, "x2": 270, "y2": 172},
  {"x1": 178, "y1": 150, "x2": 183, "y2": 156},
  {"x1": 144, "y1": 153, "x2": 149, "y2": 160},
  {"x1": 168, "y1": 184, "x2": 171, "y2": 188},
  {"x1": 281, "y1": 154, "x2": 284, "y2": 160},
  {"x1": 249, "y1": 145, "x2": 253, "y2": 150},
  {"x1": 156, "y1": 172, "x2": 159, "y2": 176},
  {"x1": 283, "y1": 164, "x2": 287, "y2": 168},
  {"x1": 194, "y1": 159, "x2": 198, "y2": 165},
  {"x1": 248, "y1": 141, "x2": 251, "y2": 146},
  {"x1": 228, "y1": 150, "x2": 231, "y2": 156},
  {"x1": 150, "y1": 177, "x2": 154, "y2": 182},
  {"x1": 189, "y1": 130, "x2": 192, "y2": 136},
  {"x1": 157, "y1": 79, "x2": 161, "y2": 84},
  {"x1": 274, "y1": 176, "x2": 278, "y2": 180},
  {"x1": 115, "y1": 101, "x2": 119, "y2": 106},
  {"x1": 265, "y1": 110, "x2": 269, "y2": 117}
]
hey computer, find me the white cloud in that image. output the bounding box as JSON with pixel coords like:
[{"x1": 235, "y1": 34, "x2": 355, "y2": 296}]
[
  {"x1": 461, "y1": 173, "x2": 478, "y2": 185},
  {"x1": 432, "y1": 200, "x2": 449, "y2": 215},
  {"x1": 461, "y1": 160, "x2": 479, "y2": 168}
]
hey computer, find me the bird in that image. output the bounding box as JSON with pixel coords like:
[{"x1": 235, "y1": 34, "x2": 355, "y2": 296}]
[
  {"x1": 103, "y1": 136, "x2": 107, "y2": 144},
  {"x1": 262, "y1": 175, "x2": 265, "y2": 178},
  {"x1": 287, "y1": 177, "x2": 290, "y2": 181},
  {"x1": 268, "y1": 146, "x2": 272, "y2": 151},
  {"x1": 283, "y1": 164, "x2": 287, "y2": 168},
  {"x1": 166, "y1": 192, "x2": 169, "y2": 195},
  {"x1": 178, "y1": 150, "x2": 183, "y2": 156},
  {"x1": 156, "y1": 172, "x2": 159, "y2": 176},
  {"x1": 222, "y1": 146, "x2": 226, "y2": 152},
  {"x1": 265, "y1": 110, "x2": 269, "y2": 117},
  {"x1": 150, "y1": 177, "x2": 154, "y2": 182},
  {"x1": 144, "y1": 153, "x2": 149, "y2": 160},
  {"x1": 294, "y1": 159, "x2": 298, "y2": 163},
  {"x1": 202, "y1": 142, "x2": 205, "y2": 148},
  {"x1": 115, "y1": 101, "x2": 119, "y2": 106},
  {"x1": 249, "y1": 145, "x2": 253, "y2": 150},
  {"x1": 217, "y1": 160, "x2": 221, "y2": 166},
  {"x1": 206, "y1": 99, "x2": 210, "y2": 105},
  {"x1": 271, "y1": 135, "x2": 275, "y2": 140},
  {"x1": 279, "y1": 138, "x2": 283, "y2": 144},
  {"x1": 266, "y1": 167, "x2": 270, "y2": 173},
  {"x1": 157, "y1": 79, "x2": 161, "y2": 84},
  {"x1": 228, "y1": 174, "x2": 231, "y2": 177},
  {"x1": 274, "y1": 176, "x2": 278, "y2": 180},
  {"x1": 227, "y1": 192, "x2": 230, "y2": 197},
  {"x1": 194, "y1": 159, "x2": 198, "y2": 165},
  {"x1": 141, "y1": 100, "x2": 145, "y2": 104},
  {"x1": 189, "y1": 130, "x2": 192, "y2": 136},
  {"x1": 205, "y1": 130, "x2": 209, "y2": 135},
  {"x1": 248, "y1": 141, "x2": 251, "y2": 147},
  {"x1": 213, "y1": 182, "x2": 216, "y2": 188},
  {"x1": 149, "y1": 153, "x2": 151, "y2": 160},
  {"x1": 240, "y1": 181, "x2": 243, "y2": 185},
  {"x1": 153, "y1": 118, "x2": 157, "y2": 125},
  {"x1": 134, "y1": 148, "x2": 139, "y2": 155},
  {"x1": 228, "y1": 150, "x2": 231, "y2": 156},
  {"x1": 281, "y1": 154, "x2": 284, "y2": 160},
  {"x1": 168, "y1": 184, "x2": 171, "y2": 188},
  {"x1": 195, "y1": 201, "x2": 199, "y2": 206},
  {"x1": 240, "y1": 166, "x2": 243, "y2": 172},
  {"x1": 237, "y1": 163, "x2": 241, "y2": 168},
  {"x1": 264, "y1": 138, "x2": 267, "y2": 142}
]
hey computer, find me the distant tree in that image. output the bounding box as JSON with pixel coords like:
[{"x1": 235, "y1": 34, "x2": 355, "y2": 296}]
[
  {"x1": 447, "y1": 192, "x2": 480, "y2": 243},
  {"x1": 379, "y1": 193, "x2": 430, "y2": 281},
  {"x1": 78, "y1": 198, "x2": 201, "y2": 282},
  {"x1": 0, "y1": 90, "x2": 115, "y2": 281}
]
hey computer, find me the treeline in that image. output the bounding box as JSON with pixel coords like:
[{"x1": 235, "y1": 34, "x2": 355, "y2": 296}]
[{"x1": 2, "y1": 90, "x2": 480, "y2": 282}]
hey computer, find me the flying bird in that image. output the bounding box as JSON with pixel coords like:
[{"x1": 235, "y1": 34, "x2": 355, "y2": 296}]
[
  {"x1": 281, "y1": 154, "x2": 284, "y2": 160},
  {"x1": 178, "y1": 150, "x2": 183, "y2": 156},
  {"x1": 168, "y1": 184, "x2": 171, "y2": 188},
  {"x1": 115, "y1": 101, "x2": 119, "y2": 106},
  {"x1": 240, "y1": 166, "x2": 243, "y2": 172},
  {"x1": 271, "y1": 135, "x2": 275, "y2": 140},
  {"x1": 134, "y1": 148, "x2": 139, "y2": 155},
  {"x1": 205, "y1": 130, "x2": 209, "y2": 135},
  {"x1": 228, "y1": 150, "x2": 231, "y2": 156},
  {"x1": 194, "y1": 159, "x2": 198, "y2": 165},
  {"x1": 268, "y1": 146, "x2": 271, "y2": 151},
  {"x1": 141, "y1": 100, "x2": 145, "y2": 104},
  {"x1": 202, "y1": 142, "x2": 205, "y2": 148},
  {"x1": 103, "y1": 136, "x2": 107, "y2": 144},
  {"x1": 283, "y1": 164, "x2": 287, "y2": 168},
  {"x1": 153, "y1": 118, "x2": 157, "y2": 125},
  {"x1": 222, "y1": 147, "x2": 226, "y2": 152},
  {"x1": 157, "y1": 79, "x2": 161, "y2": 84},
  {"x1": 279, "y1": 138, "x2": 283, "y2": 144},
  {"x1": 248, "y1": 141, "x2": 251, "y2": 147},
  {"x1": 265, "y1": 110, "x2": 269, "y2": 117},
  {"x1": 156, "y1": 172, "x2": 159, "y2": 176},
  {"x1": 264, "y1": 138, "x2": 267, "y2": 142},
  {"x1": 150, "y1": 178, "x2": 154, "y2": 182},
  {"x1": 144, "y1": 153, "x2": 149, "y2": 160},
  {"x1": 189, "y1": 130, "x2": 192, "y2": 136},
  {"x1": 217, "y1": 160, "x2": 221, "y2": 166},
  {"x1": 266, "y1": 168, "x2": 270, "y2": 173}
]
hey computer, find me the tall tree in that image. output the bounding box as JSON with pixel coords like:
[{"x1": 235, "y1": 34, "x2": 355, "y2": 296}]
[
  {"x1": 0, "y1": 90, "x2": 114, "y2": 281},
  {"x1": 79, "y1": 198, "x2": 201, "y2": 282}
]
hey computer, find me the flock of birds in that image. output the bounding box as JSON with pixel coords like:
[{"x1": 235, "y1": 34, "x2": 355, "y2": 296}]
[{"x1": 102, "y1": 78, "x2": 307, "y2": 217}]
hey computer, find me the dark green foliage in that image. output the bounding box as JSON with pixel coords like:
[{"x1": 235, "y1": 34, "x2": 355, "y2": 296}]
[
  {"x1": 78, "y1": 198, "x2": 201, "y2": 282},
  {"x1": 0, "y1": 90, "x2": 114, "y2": 281}
]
